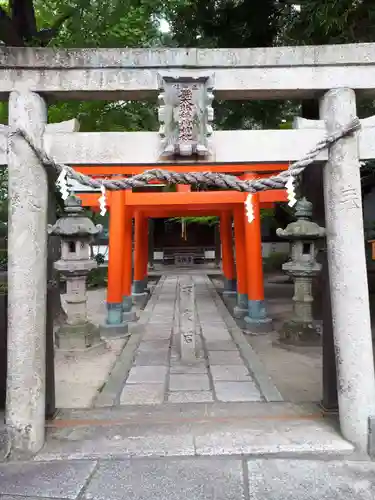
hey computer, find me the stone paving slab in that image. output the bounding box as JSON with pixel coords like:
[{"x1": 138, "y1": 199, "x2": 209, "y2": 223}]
[
  {"x1": 0, "y1": 460, "x2": 96, "y2": 499},
  {"x1": 169, "y1": 374, "x2": 210, "y2": 391},
  {"x1": 167, "y1": 391, "x2": 214, "y2": 403},
  {"x1": 214, "y1": 381, "x2": 263, "y2": 402},
  {"x1": 36, "y1": 409, "x2": 354, "y2": 462},
  {"x1": 126, "y1": 366, "x2": 168, "y2": 384},
  {"x1": 2, "y1": 457, "x2": 375, "y2": 500},
  {"x1": 120, "y1": 384, "x2": 165, "y2": 405},
  {"x1": 208, "y1": 350, "x2": 244, "y2": 366},
  {"x1": 211, "y1": 365, "x2": 254, "y2": 381},
  {"x1": 247, "y1": 459, "x2": 375, "y2": 499},
  {"x1": 82, "y1": 458, "x2": 245, "y2": 500}
]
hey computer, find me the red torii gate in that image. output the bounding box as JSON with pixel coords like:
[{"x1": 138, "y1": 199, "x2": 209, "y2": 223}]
[{"x1": 76, "y1": 163, "x2": 288, "y2": 328}]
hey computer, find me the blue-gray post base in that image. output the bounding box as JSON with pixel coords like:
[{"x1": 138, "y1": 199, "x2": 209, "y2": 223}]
[
  {"x1": 233, "y1": 293, "x2": 248, "y2": 318},
  {"x1": 123, "y1": 295, "x2": 137, "y2": 323},
  {"x1": 132, "y1": 279, "x2": 149, "y2": 301},
  {"x1": 223, "y1": 278, "x2": 237, "y2": 297},
  {"x1": 132, "y1": 279, "x2": 147, "y2": 294},
  {"x1": 103, "y1": 303, "x2": 129, "y2": 338},
  {"x1": 244, "y1": 299, "x2": 273, "y2": 334},
  {"x1": 100, "y1": 322, "x2": 129, "y2": 339}
]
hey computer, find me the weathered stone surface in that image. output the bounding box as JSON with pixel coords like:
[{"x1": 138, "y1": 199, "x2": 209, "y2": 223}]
[
  {"x1": 205, "y1": 340, "x2": 238, "y2": 351},
  {"x1": 247, "y1": 459, "x2": 375, "y2": 499},
  {"x1": 127, "y1": 366, "x2": 168, "y2": 384},
  {"x1": 168, "y1": 391, "x2": 214, "y2": 403},
  {"x1": 321, "y1": 88, "x2": 375, "y2": 452},
  {"x1": 4, "y1": 45, "x2": 375, "y2": 102},
  {"x1": 158, "y1": 75, "x2": 214, "y2": 159},
  {"x1": 134, "y1": 350, "x2": 169, "y2": 366},
  {"x1": 120, "y1": 384, "x2": 165, "y2": 405},
  {"x1": 0, "y1": 460, "x2": 96, "y2": 499},
  {"x1": 83, "y1": 458, "x2": 245, "y2": 500},
  {"x1": 6, "y1": 91, "x2": 48, "y2": 454},
  {"x1": 368, "y1": 416, "x2": 375, "y2": 459},
  {"x1": 170, "y1": 363, "x2": 207, "y2": 374},
  {"x1": 208, "y1": 351, "x2": 243, "y2": 365},
  {"x1": 169, "y1": 374, "x2": 210, "y2": 391},
  {"x1": 210, "y1": 365, "x2": 251, "y2": 382},
  {"x1": 214, "y1": 381, "x2": 262, "y2": 402}
]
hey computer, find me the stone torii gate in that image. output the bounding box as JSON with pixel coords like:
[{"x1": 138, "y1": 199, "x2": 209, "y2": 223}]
[{"x1": 1, "y1": 44, "x2": 375, "y2": 456}]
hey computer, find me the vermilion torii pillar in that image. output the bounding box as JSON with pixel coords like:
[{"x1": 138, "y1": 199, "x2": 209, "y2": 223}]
[
  {"x1": 122, "y1": 191, "x2": 135, "y2": 323},
  {"x1": 102, "y1": 190, "x2": 132, "y2": 337},
  {"x1": 220, "y1": 211, "x2": 236, "y2": 296},
  {"x1": 132, "y1": 210, "x2": 148, "y2": 301},
  {"x1": 233, "y1": 205, "x2": 248, "y2": 318},
  {"x1": 243, "y1": 175, "x2": 272, "y2": 332}
]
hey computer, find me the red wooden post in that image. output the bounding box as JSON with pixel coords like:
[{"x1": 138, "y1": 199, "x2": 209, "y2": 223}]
[
  {"x1": 243, "y1": 174, "x2": 271, "y2": 332},
  {"x1": 233, "y1": 205, "x2": 247, "y2": 317},
  {"x1": 220, "y1": 211, "x2": 236, "y2": 295}
]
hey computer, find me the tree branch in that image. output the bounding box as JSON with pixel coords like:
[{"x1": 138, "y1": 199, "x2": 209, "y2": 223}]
[{"x1": 0, "y1": 6, "x2": 24, "y2": 46}]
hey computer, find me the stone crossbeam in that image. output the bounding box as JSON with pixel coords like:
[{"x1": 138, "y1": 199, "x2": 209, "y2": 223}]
[
  {"x1": 3, "y1": 44, "x2": 375, "y2": 99},
  {"x1": 1, "y1": 122, "x2": 375, "y2": 166}
]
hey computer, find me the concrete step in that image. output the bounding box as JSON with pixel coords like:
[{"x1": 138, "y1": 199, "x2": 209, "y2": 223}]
[{"x1": 35, "y1": 402, "x2": 356, "y2": 462}]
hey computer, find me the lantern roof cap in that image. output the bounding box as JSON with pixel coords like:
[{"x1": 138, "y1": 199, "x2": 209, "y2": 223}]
[
  {"x1": 276, "y1": 197, "x2": 325, "y2": 240},
  {"x1": 48, "y1": 195, "x2": 102, "y2": 237}
]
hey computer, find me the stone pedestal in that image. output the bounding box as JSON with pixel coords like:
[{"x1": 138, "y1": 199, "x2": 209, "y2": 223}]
[
  {"x1": 56, "y1": 275, "x2": 105, "y2": 353},
  {"x1": 279, "y1": 275, "x2": 321, "y2": 345}
]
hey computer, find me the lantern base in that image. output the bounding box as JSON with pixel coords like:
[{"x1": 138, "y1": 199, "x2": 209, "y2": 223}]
[
  {"x1": 279, "y1": 320, "x2": 322, "y2": 346},
  {"x1": 55, "y1": 321, "x2": 106, "y2": 353}
]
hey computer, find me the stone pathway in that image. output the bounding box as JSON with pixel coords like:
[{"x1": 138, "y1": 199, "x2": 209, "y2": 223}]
[
  {"x1": 1, "y1": 456, "x2": 374, "y2": 500},
  {"x1": 119, "y1": 275, "x2": 263, "y2": 406}
]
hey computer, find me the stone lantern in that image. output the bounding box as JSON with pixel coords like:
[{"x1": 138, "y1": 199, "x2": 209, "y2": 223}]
[
  {"x1": 48, "y1": 195, "x2": 105, "y2": 353},
  {"x1": 276, "y1": 197, "x2": 325, "y2": 345}
]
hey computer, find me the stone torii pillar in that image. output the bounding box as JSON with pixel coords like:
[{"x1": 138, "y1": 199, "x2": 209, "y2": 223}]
[
  {"x1": 7, "y1": 91, "x2": 48, "y2": 454},
  {"x1": 320, "y1": 88, "x2": 375, "y2": 452}
]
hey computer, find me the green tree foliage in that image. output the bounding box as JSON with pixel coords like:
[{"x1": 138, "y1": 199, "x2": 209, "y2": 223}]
[
  {"x1": 284, "y1": 0, "x2": 375, "y2": 45},
  {"x1": 166, "y1": 0, "x2": 295, "y2": 130}
]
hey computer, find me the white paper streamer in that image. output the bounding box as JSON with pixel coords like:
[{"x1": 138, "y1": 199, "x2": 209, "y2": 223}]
[
  {"x1": 245, "y1": 193, "x2": 254, "y2": 223},
  {"x1": 286, "y1": 176, "x2": 297, "y2": 207},
  {"x1": 99, "y1": 184, "x2": 107, "y2": 216},
  {"x1": 56, "y1": 167, "x2": 70, "y2": 200}
]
